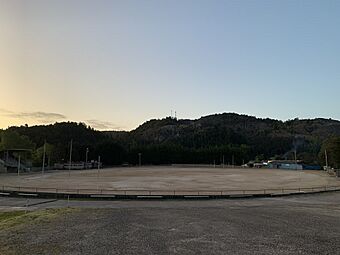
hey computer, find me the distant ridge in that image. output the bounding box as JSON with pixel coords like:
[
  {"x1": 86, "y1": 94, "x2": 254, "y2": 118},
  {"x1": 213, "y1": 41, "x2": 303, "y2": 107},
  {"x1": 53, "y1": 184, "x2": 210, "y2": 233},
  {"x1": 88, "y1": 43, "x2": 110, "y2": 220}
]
[
  {"x1": 106, "y1": 113, "x2": 340, "y2": 145},
  {"x1": 3, "y1": 113, "x2": 340, "y2": 166}
]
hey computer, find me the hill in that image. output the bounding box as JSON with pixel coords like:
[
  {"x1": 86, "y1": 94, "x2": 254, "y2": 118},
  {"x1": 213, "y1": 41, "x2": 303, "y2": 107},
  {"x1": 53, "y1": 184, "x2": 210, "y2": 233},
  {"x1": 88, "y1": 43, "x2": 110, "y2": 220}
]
[
  {"x1": 107, "y1": 113, "x2": 340, "y2": 165},
  {"x1": 2, "y1": 113, "x2": 340, "y2": 166}
]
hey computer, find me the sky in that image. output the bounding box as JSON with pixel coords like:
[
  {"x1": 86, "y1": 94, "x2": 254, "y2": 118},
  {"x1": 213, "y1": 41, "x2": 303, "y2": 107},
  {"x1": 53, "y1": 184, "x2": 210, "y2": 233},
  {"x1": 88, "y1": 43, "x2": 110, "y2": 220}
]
[{"x1": 1, "y1": 0, "x2": 340, "y2": 131}]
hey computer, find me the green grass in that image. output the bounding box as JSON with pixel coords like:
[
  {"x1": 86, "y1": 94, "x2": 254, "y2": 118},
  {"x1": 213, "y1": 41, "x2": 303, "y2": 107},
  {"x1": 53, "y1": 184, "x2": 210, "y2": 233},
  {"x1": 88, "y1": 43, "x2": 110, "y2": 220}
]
[{"x1": 0, "y1": 208, "x2": 76, "y2": 231}]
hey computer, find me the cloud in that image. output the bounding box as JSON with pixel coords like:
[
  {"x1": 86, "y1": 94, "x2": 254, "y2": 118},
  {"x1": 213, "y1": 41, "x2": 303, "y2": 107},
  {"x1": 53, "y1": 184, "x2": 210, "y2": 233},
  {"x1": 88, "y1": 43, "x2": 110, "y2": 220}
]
[
  {"x1": 86, "y1": 119, "x2": 122, "y2": 130},
  {"x1": 10, "y1": 112, "x2": 66, "y2": 122},
  {"x1": 0, "y1": 108, "x2": 66, "y2": 123},
  {"x1": 0, "y1": 108, "x2": 121, "y2": 130},
  {"x1": 0, "y1": 108, "x2": 12, "y2": 114}
]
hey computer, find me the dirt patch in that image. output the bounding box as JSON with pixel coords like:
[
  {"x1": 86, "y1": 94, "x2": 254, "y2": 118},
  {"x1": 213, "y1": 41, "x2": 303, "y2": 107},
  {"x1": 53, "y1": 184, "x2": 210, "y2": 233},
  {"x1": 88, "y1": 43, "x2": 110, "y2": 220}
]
[{"x1": 0, "y1": 166, "x2": 339, "y2": 192}]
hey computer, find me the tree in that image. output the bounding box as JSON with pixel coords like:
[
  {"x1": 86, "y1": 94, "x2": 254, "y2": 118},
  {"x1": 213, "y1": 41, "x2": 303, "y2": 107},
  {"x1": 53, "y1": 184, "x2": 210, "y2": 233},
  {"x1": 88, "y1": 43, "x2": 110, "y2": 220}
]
[
  {"x1": 319, "y1": 137, "x2": 340, "y2": 168},
  {"x1": 0, "y1": 130, "x2": 34, "y2": 151},
  {"x1": 94, "y1": 141, "x2": 126, "y2": 165},
  {"x1": 33, "y1": 143, "x2": 56, "y2": 167}
]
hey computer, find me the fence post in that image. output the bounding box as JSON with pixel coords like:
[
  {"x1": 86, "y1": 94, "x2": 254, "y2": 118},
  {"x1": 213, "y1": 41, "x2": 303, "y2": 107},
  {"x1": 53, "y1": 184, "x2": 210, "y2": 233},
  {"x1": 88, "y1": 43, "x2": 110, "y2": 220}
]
[
  {"x1": 25, "y1": 199, "x2": 28, "y2": 214},
  {"x1": 264, "y1": 189, "x2": 266, "y2": 194},
  {"x1": 173, "y1": 190, "x2": 175, "y2": 196}
]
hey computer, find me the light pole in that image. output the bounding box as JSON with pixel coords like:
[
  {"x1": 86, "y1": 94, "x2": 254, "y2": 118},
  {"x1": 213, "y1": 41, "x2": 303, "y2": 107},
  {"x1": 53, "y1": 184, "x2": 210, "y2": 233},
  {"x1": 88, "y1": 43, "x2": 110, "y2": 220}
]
[
  {"x1": 69, "y1": 139, "x2": 73, "y2": 177},
  {"x1": 96, "y1": 155, "x2": 101, "y2": 191},
  {"x1": 294, "y1": 149, "x2": 298, "y2": 170},
  {"x1": 295, "y1": 149, "x2": 302, "y2": 188},
  {"x1": 138, "y1": 153, "x2": 142, "y2": 167},
  {"x1": 42, "y1": 141, "x2": 46, "y2": 174},
  {"x1": 17, "y1": 155, "x2": 21, "y2": 176},
  {"x1": 97, "y1": 156, "x2": 101, "y2": 176},
  {"x1": 85, "y1": 147, "x2": 89, "y2": 169},
  {"x1": 325, "y1": 149, "x2": 329, "y2": 170}
]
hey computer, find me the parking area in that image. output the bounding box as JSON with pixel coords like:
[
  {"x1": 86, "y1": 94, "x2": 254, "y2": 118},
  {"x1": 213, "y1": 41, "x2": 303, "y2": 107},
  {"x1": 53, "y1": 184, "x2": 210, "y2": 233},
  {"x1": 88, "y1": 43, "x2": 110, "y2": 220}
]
[{"x1": 0, "y1": 192, "x2": 340, "y2": 254}]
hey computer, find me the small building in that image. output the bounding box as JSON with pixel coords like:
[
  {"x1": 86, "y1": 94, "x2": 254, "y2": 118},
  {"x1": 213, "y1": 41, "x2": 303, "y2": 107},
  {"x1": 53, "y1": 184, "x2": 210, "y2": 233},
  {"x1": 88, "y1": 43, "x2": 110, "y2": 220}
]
[
  {"x1": 267, "y1": 160, "x2": 303, "y2": 170},
  {"x1": 54, "y1": 160, "x2": 102, "y2": 170},
  {"x1": 246, "y1": 161, "x2": 266, "y2": 168},
  {"x1": 302, "y1": 165, "x2": 322, "y2": 170},
  {"x1": 0, "y1": 159, "x2": 7, "y2": 173},
  {"x1": 0, "y1": 149, "x2": 32, "y2": 173}
]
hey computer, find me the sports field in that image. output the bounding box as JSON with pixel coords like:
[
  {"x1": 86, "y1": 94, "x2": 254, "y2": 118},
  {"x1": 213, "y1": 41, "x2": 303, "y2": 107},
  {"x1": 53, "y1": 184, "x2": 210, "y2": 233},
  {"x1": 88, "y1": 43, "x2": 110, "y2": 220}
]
[{"x1": 0, "y1": 166, "x2": 338, "y2": 192}]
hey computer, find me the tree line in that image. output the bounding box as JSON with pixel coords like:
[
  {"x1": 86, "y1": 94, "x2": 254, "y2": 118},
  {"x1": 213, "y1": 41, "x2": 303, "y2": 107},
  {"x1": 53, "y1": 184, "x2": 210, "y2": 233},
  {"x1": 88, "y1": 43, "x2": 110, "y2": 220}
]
[{"x1": 0, "y1": 117, "x2": 339, "y2": 168}]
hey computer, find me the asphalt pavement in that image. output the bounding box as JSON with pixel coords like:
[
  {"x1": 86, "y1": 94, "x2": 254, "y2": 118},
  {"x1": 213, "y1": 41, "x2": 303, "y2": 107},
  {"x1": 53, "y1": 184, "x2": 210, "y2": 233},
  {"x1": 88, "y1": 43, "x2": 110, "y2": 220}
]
[{"x1": 0, "y1": 192, "x2": 340, "y2": 254}]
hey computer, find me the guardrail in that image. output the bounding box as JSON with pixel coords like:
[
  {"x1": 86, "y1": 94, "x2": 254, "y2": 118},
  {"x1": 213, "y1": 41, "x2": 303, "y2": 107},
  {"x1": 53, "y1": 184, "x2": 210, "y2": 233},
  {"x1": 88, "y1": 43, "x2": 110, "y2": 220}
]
[{"x1": 1, "y1": 185, "x2": 340, "y2": 199}]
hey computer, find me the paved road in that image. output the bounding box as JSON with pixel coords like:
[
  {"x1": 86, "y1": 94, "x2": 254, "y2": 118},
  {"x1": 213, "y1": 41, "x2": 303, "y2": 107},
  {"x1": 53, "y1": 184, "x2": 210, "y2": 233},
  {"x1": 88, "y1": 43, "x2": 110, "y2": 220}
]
[
  {"x1": 0, "y1": 193, "x2": 340, "y2": 254},
  {"x1": 1, "y1": 191, "x2": 340, "y2": 210}
]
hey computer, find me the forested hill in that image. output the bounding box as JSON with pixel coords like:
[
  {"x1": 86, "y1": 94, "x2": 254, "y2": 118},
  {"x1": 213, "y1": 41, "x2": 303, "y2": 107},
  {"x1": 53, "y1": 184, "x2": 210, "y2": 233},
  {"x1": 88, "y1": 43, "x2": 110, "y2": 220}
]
[
  {"x1": 127, "y1": 113, "x2": 340, "y2": 145},
  {"x1": 2, "y1": 113, "x2": 340, "y2": 167},
  {"x1": 110, "y1": 113, "x2": 340, "y2": 166}
]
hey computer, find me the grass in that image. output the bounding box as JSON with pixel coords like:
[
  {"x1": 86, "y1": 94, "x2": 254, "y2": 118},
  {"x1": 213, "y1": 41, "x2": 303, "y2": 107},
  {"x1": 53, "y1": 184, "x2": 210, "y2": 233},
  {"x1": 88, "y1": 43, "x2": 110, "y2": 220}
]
[
  {"x1": 0, "y1": 208, "x2": 77, "y2": 255},
  {"x1": 0, "y1": 208, "x2": 76, "y2": 231}
]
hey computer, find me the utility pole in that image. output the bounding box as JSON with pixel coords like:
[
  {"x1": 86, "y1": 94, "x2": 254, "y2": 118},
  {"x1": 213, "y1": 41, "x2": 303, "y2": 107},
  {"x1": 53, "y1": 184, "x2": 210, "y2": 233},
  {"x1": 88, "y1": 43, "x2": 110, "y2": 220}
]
[
  {"x1": 138, "y1": 153, "x2": 142, "y2": 167},
  {"x1": 325, "y1": 149, "x2": 329, "y2": 170},
  {"x1": 69, "y1": 139, "x2": 73, "y2": 177},
  {"x1": 42, "y1": 141, "x2": 46, "y2": 174},
  {"x1": 85, "y1": 147, "x2": 89, "y2": 169},
  {"x1": 17, "y1": 155, "x2": 21, "y2": 176},
  {"x1": 295, "y1": 149, "x2": 302, "y2": 186},
  {"x1": 97, "y1": 155, "x2": 100, "y2": 177},
  {"x1": 97, "y1": 155, "x2": 101, "y2": 191}
]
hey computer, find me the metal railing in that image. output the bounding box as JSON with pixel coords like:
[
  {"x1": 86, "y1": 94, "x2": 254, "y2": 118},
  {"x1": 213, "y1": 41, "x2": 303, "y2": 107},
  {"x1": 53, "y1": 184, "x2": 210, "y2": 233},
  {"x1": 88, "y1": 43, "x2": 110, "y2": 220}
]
[{"x1": 1, "y1": 184, "x2": 340, "y2": 197}]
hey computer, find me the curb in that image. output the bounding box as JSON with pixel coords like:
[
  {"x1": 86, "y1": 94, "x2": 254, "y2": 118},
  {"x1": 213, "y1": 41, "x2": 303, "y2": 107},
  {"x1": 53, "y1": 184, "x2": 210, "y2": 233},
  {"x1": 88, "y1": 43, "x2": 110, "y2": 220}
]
[{"x1": 1, "y1": 188, "x2": 339, "y2": 200}]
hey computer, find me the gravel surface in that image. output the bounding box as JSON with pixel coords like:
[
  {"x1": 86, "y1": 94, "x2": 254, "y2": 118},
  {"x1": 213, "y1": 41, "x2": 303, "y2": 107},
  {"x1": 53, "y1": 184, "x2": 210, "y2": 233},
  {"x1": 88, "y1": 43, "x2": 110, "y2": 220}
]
[
  {"x1": 0, "y1": 193, "x2": 340, "y2": 255},
  {"x1": 1, "y1": 166, "x2": 338, "y2": 191}
]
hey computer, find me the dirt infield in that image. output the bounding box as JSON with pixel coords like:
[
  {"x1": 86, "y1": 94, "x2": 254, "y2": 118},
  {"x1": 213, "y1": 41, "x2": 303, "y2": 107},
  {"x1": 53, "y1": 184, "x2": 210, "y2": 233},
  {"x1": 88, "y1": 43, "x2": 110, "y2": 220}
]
[{"x1": 0, "y1": 166, "x2": 338, "y2": 191}]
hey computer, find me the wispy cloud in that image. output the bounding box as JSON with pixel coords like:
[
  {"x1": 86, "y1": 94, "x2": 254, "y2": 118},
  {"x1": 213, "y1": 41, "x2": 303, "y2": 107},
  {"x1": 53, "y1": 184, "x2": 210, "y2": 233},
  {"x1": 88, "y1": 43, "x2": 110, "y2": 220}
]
[
  {"x1": 0, "y1": 108, "x2": 66, "y2": 123},
  {"x1": 86, "y1": 119, "x2": 122, "y2": 130},
  {"x1": 0, "y1": 108, "x2": 121, "y2": 130},
  {"x1": 10, "y1": 112, "x2": 66, "y2": 122},
  {"x1": 0, "y1": 108, "x2": 12, "y2": 114}
]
